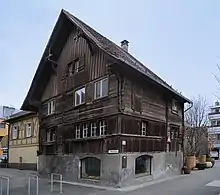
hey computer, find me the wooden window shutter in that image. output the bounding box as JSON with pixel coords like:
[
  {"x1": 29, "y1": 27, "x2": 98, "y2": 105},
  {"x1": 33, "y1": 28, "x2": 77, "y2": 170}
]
[
  {"x1": 85, "y1": 82, "x2": 93, "y2": 103},
  {"x1": 79, "y1": 56, "x2": 85, "y2": 71},
  {"x1": 17, "y1": 126, "x2": 19, "y2": 139},
  {"x1": 10, "y1": 125, "x2": 13, "y2": 140},
  {"x1": 31, "y1": 121, "x2": 34, "y2": 137}
]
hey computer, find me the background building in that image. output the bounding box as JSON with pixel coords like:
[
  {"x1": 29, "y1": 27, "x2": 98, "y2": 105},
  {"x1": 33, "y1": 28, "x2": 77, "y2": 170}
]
[
  {"x1": 208, "y1": 101, "x2": 220, "y2": 159},
  {"x1": 5, "y1": 111, "x2": 39, "y2": 170}
]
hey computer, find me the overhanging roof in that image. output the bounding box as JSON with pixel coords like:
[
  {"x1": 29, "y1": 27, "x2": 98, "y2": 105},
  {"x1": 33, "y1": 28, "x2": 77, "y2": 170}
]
[{"x1": 21, "y1": 9, "x2": 191, "y2": 111}]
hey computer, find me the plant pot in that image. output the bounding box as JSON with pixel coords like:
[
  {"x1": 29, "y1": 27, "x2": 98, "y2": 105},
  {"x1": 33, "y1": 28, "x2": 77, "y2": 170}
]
[
  {"x1": 196, "y1": 163, "x2": 206, "y2": 170},
  {"x1": 205, "y1": 161, "x2": 212, "y2": 168},
  {"x1": 183, "y1": 167, "x2": 191, "y2": 174},
  {"x1": 199, "y1": 155, "x2": 206, "y2": 164},
  {"x1": 186, "y1": 155, "x2": 196, "y2": 170}
]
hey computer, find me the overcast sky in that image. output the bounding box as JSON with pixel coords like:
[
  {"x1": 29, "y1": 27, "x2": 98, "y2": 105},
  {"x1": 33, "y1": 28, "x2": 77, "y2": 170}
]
[{"x1": 1, "y1": 0, "x2": 220, "y2": 109}]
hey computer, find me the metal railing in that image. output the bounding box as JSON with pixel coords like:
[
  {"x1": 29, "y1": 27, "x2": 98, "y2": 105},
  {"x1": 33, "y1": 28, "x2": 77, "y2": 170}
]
[
  {"x1": 0, "y1": 176, "x2": 9, "y2": 195},
  {"x1": 50, "y1": 173, "x2": 63, "y2": 194},
  {"x1": 28, "y1": 174, "x2": 39, "y2": 195}
]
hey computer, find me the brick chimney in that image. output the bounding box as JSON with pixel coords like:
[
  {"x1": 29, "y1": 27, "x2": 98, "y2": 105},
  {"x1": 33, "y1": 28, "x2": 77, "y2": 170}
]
[{"x1": 121, "y1": 40, "x2": 129, "y2": 52}]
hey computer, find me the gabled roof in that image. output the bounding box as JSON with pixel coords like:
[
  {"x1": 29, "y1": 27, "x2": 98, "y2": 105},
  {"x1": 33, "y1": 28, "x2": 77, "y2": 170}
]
[
  {"x1": 21, "y1": 9, "x2": 191, "y2": 110},
  {"x1": 4, "y1": 111, "x2": 36, "y2": 122}
]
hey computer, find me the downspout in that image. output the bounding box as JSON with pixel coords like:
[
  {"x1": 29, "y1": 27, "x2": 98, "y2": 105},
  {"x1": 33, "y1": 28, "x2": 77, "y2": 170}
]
[
  {"x1": 182, "y1": 102, "x2": 193, "y2": 168},
  {"x1": 115, "y1": 73, "x2": 122, "y2": 113},
  {"x1": 7, "y1": 123, "x2": 10, "y2": 168}
]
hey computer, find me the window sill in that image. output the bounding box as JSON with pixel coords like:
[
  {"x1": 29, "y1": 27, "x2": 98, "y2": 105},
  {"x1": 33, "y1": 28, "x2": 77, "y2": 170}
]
[
  {"x1": 93, "y1": 95, "x2": 108, "y2": 103},
  {"x1": 67, "y1": 136, "x2": 107, "y2": 142},
  {"x1": 74, "y1": 102, "x2": 86, "y2": 109}
]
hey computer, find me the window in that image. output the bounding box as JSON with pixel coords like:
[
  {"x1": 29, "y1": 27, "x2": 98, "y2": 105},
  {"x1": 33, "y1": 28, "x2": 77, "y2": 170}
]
[
  {"x1": 47, "y1": 100, "x2": 55, "y2": 115},
  {"x1": 215, "y1": 108, "x2": 220, "y2": 113},
  {"x1": 217, "y1": 134, "x2": 220, "y2": 140},
  {"x1": 25, "y1": 123, "x2": 32, "y2": 137},
  {"x1": 46, "y1": 129, "x2": 56, "y2": 142},
  {"x1": 81, "y1": 157, "x2": 101, "y2": 179},
  {"x1": 94, "y1": 78, "x2": 108, "y2": 99},
  {"x1": 83, "y1": 124, "x2": 88, "y2": 138},
  {"x1": 217, "y1": 120, "x2": 220, "y2": 126},
  {"x1": 75, "y1": 125, "x2": 80, "y2": 139},
  {"x1": 75, "y1": 87, "x2": 85, "y2": 106},
  {"x1": 99, "y1": 120, "x2": 107, "y2": 136},
  {"x1": 67, "y1": 63, "x2": 74, "y2": 77},
  {"x1": 0, "y1": 123, "x2": 5, "y2": 129},
  {"x1": 74, "y1": 59, "x2": 80, "y2": 73},
  {"x1": 141, "y1": 122, "x2": 147, "y2": 136},
  {"x1": 135, "y1": 155, "x2": 152, "y2": 175},
  {"x1": 171, "y1": 99, "x2": 178, "y2": 113},
  {"x1": 91, "y1": 123, "x2": 97, "y2": 137},
  {"x1": 12, "y1": 126, "x2": 18, "y2": 139},
  {"x1": 211, "y1": 120, "x2": 217, "y2": 127}
]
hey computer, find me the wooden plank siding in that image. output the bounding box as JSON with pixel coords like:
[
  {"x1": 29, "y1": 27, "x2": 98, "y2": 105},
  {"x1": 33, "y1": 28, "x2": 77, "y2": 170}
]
[{"x1": 38, "y1": 23, "x2": 185, "y2": 156}]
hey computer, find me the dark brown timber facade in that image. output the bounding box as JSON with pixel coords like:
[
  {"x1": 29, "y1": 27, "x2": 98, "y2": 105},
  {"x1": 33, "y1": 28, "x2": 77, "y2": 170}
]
[{"x1": 21, "y1": 9, "x2": 191, "y2": 187}]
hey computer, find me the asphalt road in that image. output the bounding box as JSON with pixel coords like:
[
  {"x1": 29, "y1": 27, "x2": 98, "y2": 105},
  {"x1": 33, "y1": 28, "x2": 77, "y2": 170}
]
[
  {"x1": 116, "y1": 160, "x2": 220, "y2": 195},
  {"x1": 1, "y1": 162, "x2": 220, "y2": 195}
]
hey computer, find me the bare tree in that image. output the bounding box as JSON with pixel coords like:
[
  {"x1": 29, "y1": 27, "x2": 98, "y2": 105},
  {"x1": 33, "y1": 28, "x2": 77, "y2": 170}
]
[{"x1": 185, "y1": 95, "x2": 208, "y2": 156}]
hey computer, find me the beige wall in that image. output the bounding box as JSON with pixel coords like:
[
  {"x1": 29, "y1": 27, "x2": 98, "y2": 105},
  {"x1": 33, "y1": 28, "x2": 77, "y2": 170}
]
[
  {"x1": 9, "y1": 145, "x2": 38, "y2": 164},
  {"x1": 9, "y1": 115, "x2": 39, "y2": 164}
]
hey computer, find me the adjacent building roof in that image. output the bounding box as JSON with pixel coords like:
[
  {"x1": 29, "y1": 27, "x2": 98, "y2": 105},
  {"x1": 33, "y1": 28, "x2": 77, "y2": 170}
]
[
  {"x1": 4, "y1": 111, "x2": 36, "y2": 122},
  {"x1": 21, "y1": 9, "x2": 191, "y2": 110}
]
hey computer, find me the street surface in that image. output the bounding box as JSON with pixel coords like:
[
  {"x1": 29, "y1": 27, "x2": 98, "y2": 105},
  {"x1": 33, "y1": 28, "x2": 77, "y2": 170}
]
[{"x1": 1, "y1": 162, "x2": 220, "y2": 195}]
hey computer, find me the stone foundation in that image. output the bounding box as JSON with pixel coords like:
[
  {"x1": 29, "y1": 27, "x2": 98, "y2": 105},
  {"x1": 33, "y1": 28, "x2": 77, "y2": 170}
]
[{"x1": 38, "y1": 151, "x2": 183, "y2": 187}]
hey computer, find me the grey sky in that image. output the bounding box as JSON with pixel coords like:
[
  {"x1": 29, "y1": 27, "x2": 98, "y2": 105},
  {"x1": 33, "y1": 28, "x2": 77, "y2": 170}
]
[{"x1": 1, "y1": 0, "x2": 219, "y2": 109}]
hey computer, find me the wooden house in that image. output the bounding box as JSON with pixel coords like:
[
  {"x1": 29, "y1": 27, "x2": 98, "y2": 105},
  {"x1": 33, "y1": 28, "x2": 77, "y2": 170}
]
[{"x1": 21, "y1": 9, "x2": 191, "y2": 186}]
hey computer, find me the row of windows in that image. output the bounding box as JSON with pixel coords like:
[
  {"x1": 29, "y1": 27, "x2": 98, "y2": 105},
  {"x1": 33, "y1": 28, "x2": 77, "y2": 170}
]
[
  {"x1": 75, "y1": 120, "x2": 107, "y2": 139},
  {"x1": 11, "y1": 123, "x2": 33, "y2": 140},
  {"x1": 47, "y1": 77, "x2": 108, "y2": 115}
]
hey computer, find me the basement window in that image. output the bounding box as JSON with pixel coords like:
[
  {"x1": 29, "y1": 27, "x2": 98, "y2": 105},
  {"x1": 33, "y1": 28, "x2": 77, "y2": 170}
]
[
  {"x1": 135, "y1": 155, "x2": 152, "y2": 175},
  {"x1": 81, "y1": 157, "x2": 101, "y2": 179},
  {"x1": 75, "y1": 87, "x2": 85, "y2": 106}
]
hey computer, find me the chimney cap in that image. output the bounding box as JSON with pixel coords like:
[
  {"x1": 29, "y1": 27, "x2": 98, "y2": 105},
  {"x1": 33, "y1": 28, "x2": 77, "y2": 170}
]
[{"x1": 121, "y1": 40, "x2": 129, "y2": 45}]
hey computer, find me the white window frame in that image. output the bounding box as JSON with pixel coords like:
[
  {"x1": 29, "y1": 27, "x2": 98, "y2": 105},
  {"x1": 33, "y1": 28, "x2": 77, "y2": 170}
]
[
  {"x1": 91, "y1": 123, "x2": 97, "y2": 137},
  {"x1": 47, "y1": 100, "x2": 55, "y2": 115},
  {"x1": 74, "y1": 59, "x2": 80, "y2": 73},
  {"x1": 141, "y1": 122, "x2": 147, "y2": 136},
  {"x1": 12, "y1": 125, "x2": 18, "y2": 139},
  {"x1": 99, "y1": 120, "x2": 107, "y2": 136},
  {"x1": 25, "y1": 123, "x2": 32, "y2": 137},
  {"x1": 171, "y1": 99, "x2": 178, "y2": 113},
  {"x1": 94, "y1": 78, "x2": 108, "y2": 99},
  {"x1": 75, "y1": 87, "x2": 85, "y2": 106},
  {"x1": 46, "y1": 129, "x2": 56, "y2": 142},
  {"x1": 83, "y1": 124, "x2": 88, "y2": 138},
  {"x1": 75, "y1": 125, "x2": 80, "y2": 139}
]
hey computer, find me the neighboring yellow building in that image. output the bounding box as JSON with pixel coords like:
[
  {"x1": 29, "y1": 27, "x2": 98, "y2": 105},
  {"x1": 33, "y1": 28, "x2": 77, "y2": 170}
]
[
  {"x1": 5, "y1": 111, "x2": 39, "y2": 170},
  {"x1": 0, "y1": 118, "x2": 9, "y2": 158}
]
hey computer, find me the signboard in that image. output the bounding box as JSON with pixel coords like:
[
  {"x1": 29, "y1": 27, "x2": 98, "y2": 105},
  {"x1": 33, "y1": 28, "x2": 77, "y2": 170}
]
[{"x1": 108, "y1": 150, "x2": 119, "y2": 154}]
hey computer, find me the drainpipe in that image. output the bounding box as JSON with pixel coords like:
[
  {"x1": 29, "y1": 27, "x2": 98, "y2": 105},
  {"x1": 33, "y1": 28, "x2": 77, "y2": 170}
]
[{"x1": 182, "y1": 102, "x2": 193, "y2": 168}]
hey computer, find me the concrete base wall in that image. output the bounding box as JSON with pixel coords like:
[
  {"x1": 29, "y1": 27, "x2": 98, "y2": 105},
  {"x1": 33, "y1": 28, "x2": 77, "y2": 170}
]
[{"x1": 38, "y1": 151, "x2": 183, "y2": 187}]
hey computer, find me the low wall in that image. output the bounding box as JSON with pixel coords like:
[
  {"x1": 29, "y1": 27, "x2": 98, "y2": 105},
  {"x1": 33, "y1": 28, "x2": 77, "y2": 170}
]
[{"x1": 38, "y1": 151, "x2": 183, "y2": 187}]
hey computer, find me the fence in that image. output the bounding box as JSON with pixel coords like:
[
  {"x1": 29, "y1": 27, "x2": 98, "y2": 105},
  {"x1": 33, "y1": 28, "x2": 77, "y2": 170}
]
[
  {"x1": 0, "y1": 173, "x2": 63, "y2": 195},
  {"x1": 50, "y1": 173, "x2": 63, "y2": 194},
  {"x1": 28, "y1": 174, "x2": 39, "y2": 195},
  {"x1": 0, "y1": 176, "x2": 9, "y2": 195}
]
